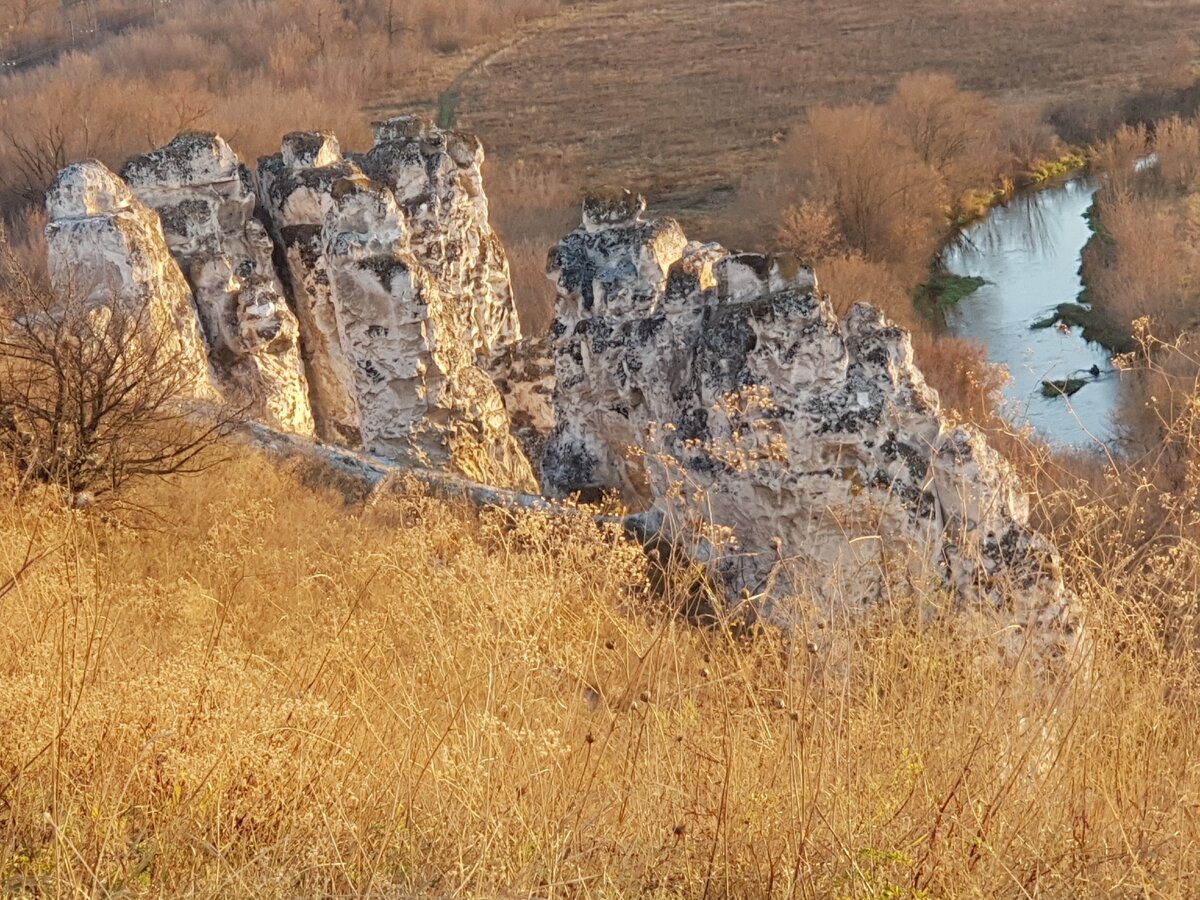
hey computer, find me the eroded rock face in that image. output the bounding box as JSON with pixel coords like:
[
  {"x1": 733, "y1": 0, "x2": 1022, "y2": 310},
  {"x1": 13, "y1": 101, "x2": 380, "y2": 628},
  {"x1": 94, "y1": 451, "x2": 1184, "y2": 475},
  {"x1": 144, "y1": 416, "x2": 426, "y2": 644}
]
[
  {"x1": 321, "y1": 175, "x2": 535, "y2": 488},
  {"x1": 258, "y1": 132, "x2": 364, "y2": 444},
  {"x1": 358, "y1": 116, "x2": 521, "y2": 360},
  {"x1": 121, "y1": 133, "x2": 314, "y2": 435},
  {"x1": 44, "y1": 160, "x2": 212, "y2": 398},
  {"x1": 259, "y1": 133, "x2": 535, "y2": 490},
  {"x1": 544, "y1": 196, "x2": 1081, "y2": 656}
]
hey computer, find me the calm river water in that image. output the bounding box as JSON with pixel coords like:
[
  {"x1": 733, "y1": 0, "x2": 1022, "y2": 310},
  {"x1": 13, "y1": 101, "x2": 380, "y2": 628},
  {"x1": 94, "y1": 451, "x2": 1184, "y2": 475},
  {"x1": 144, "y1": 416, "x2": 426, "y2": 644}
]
[{"x1": 942, "y1": 177, "x2": 1119, "y2": 448}]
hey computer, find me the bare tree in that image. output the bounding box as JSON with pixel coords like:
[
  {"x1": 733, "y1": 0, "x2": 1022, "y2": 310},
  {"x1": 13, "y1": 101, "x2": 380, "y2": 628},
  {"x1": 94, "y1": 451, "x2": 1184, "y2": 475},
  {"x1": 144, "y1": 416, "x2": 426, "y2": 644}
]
[
  {"x1": 886, "y1": 73, "x2": 996, "y2": 176},
  {"x1": 0, "y1": 244, "x2": 230, "y2": 497}
]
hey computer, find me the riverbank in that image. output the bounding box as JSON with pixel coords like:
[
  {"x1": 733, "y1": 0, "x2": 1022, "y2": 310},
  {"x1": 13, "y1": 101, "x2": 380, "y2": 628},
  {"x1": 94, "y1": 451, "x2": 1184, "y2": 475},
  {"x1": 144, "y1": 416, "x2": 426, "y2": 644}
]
[{"x1": 919, "y1": 151, "x2": 1092, "y2": 317}]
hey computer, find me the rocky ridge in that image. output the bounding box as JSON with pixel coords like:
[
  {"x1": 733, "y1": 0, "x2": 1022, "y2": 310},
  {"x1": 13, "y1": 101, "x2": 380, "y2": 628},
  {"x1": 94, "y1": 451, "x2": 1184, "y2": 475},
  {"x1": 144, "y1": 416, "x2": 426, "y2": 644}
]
[
  {"x1": 121, "y1": 133, "x2": 314, "y2": 435},
  {"x1": 542, "y1": 193, "x2": 1082, "y2": 656},
  {"x1": 45, "y1": 118, "x2": 535, "y2": 492},
  {"x1": 37, "y1": 130, "x2": 1082, "y2": 656}
]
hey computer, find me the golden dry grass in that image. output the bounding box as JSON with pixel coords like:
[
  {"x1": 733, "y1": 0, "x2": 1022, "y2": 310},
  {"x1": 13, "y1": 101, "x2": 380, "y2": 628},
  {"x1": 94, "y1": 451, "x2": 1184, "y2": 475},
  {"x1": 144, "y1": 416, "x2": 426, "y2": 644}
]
[{"x1": 2, "y1": 445, "x2": 1200, "y2": 897}]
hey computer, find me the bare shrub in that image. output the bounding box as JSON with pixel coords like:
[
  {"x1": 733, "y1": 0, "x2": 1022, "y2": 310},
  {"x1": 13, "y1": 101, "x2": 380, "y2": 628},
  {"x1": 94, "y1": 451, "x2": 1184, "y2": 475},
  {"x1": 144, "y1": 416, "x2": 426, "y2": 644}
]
[
  {"x1": 1153, "y1": 115, "x2": 1200, "y2": 192},
  {"x1": 816, "y1": 254, "x2": 913, "y2": 326},
  {"x1": 1089, "y1": 193, "x2": 1197, "y2": 339},
  {"x1": 885, "y1": 73, "x2": 1001, "y2": 196},
  {"x1": 0, "y1": 0, "x2": 560, "y2": 215},
  {"x1": 781, "y1": 104, "x2": 948, "y2": 273},
  {"x1": 1091, "y1": 123, "x2": 1152, "y2": 198},
  {"x1": 0, "y1": 248, "x2": 226, "y2": 496},
  {"x1": 775, "y1": 200, "x2": 848, "y2": 265}
]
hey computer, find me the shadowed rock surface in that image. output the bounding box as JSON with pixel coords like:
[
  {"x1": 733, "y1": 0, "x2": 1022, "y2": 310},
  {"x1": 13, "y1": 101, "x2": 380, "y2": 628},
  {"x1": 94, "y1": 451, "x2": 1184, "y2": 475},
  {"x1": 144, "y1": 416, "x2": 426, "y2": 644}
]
[
  {"x1": 122, "y1": 133, "x2": 314, "y2": 435},
  {"x1": 258, "y1": 131, "x2": 366, "y2": 445},
  {"x1": 543, "y1": 194, "x2": 1082, "y2": 656}
]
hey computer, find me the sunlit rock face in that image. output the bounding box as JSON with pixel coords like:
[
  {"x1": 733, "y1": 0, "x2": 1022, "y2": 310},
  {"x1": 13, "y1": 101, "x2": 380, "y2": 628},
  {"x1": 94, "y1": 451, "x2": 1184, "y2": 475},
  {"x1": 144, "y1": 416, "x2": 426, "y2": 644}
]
[
  {"x1": 358, "y1": 115, "x2": 521, "y2": 361},
  {"x1": 258, "y1": 131, "x2": 365, "y2": 445},
  {"x1": 121, "y1": 133, "x2": 314, "y2": 434},
  {"x1": 44, "y1": 160, "x2": 212, "y2": 399},
  {"x1": 319, "y1": 174, "x2": 535, "y2": 489},
  {"x1": 543, "y1": 194, "x2": 1082, "y2": 657},
  {"x1": 258, "y1": 133, "x2": 535, "y2": 490}
]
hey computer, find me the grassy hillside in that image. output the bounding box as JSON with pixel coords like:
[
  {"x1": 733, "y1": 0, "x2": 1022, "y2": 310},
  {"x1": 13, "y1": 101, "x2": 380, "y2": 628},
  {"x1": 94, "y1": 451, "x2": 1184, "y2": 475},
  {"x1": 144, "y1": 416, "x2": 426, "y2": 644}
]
[{"x1": 2, "y1": 445, "x2": 1200, "y2": 897}]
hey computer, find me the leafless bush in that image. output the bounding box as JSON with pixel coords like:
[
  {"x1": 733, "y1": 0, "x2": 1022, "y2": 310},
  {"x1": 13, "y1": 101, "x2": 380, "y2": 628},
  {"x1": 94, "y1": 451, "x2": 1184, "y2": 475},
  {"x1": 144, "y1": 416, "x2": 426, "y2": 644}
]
[
  {"x1": 1153, "y1": 115, "x2": 1200, "y2": 192},
  {"x1": 0, "y1": 247, "x2": 227, "y2": 496},
  {"x1": 781, "y1": 104, "x2": 947, "y2": 272},
  {"x1": 885, "y1": 73, "x2": 1002, "y2": 196},
  {"x1": 1091, "y1": 123, "x2": 1152, "y2": 198},
  {"x1": 775, "y1": 200, "x2": 848, "y2": 266}
]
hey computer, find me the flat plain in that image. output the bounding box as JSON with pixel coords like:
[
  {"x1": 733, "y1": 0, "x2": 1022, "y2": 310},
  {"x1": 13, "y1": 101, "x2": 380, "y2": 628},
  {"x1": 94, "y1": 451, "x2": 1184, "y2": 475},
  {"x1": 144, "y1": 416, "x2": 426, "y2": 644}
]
[{"x1": 372, "y1": 0, "x2": 1200, "y2": 224}]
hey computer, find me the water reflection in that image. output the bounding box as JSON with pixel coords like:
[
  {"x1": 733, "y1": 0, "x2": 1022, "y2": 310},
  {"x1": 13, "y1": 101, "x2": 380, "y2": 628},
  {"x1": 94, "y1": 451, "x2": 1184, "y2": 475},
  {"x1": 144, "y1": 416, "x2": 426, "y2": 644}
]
[{"x1": 942, "y1": 177, "x2": 1119, "y2": 448}]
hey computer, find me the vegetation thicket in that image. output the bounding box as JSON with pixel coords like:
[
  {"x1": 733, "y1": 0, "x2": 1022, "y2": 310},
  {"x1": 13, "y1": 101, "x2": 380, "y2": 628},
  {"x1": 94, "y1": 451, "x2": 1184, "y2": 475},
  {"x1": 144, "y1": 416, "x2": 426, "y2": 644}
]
[{"x1": 1082, "y1": 115, "x2": 1200, "y2": 471}]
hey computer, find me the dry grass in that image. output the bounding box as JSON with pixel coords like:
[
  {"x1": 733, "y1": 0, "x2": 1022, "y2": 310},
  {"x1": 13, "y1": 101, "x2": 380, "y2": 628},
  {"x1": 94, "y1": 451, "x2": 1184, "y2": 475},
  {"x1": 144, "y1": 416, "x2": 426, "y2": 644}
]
[
  {"x1": 0, "y1": 0, "x2": 560, "y2": 212},
  {"x1": 1, "y1": 443, "x2": 1200, "y2": 897}
]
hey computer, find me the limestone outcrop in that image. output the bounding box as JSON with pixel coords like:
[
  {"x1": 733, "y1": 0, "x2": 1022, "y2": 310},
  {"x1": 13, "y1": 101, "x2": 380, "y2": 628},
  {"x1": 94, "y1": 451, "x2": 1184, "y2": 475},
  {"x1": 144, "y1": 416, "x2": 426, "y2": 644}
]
[
  {"x1": 257, "y1": 131, "x2": 364, "y2": 445},
  {"x1": 358, "y1": 116, "x2": 521, "y2": 360},
  {"x1": 44, "y1": 160, "x2": 212, "y2": 399},
  {"x1": 121, "y1": 133, "x2": 314, "y2": 435},
  {"x1": 543, "y1": 194, "x2": 1081, "y2": 655},
  {"x1": 36, "y1": 134, "x2": 1083, "y2": 656},
  {"x1": 258, "y1": 130, "x2": 535, "y2": 490}
]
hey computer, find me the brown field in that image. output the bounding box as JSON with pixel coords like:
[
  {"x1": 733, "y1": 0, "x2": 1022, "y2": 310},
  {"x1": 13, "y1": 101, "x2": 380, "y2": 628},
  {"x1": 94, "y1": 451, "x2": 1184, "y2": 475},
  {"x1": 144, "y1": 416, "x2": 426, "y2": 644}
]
[{"x1": 372, "y1": 0, "x2": 1200, "y2": 227}]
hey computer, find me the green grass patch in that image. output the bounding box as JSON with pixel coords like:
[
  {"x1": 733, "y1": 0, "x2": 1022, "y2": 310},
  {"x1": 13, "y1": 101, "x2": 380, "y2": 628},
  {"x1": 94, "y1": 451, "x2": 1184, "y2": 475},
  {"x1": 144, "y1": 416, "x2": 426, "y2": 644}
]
[
  {"x1": 437, "y1": 87, "x2": 461, "y2": 128},
  {"x1": 914, "y1": 273, "x2": 987, "y2": 323},
  {"x1": 1022, "y1": 151, "x2": 1088, "y2": 186}
]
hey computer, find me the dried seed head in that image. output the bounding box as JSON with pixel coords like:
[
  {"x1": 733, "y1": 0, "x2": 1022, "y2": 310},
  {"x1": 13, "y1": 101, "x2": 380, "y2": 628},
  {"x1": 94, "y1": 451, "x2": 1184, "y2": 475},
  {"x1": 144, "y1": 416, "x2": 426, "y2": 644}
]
[
  {"x1": 604, "y1": 639, "x2": 615, "y2": 650},
  {"x1": 639, "y1": 690, "x2": 652, "y2": 704},
  {"x1": 789, "y1": 710, "x2": 799, "y2": 722},
  {"x1": 772, "y1": 697, "x2": 786, "y2": 710},
  {"x1": 700, "y1": 667, "x2": 710, "y2": 678},
  {"x1": 673, "y1": 823, "x2": 687, "y2": 836},
  {"x1": 585, "y1": 732, "x2": 595, "y2": 744},
  {"x1": 806, "y1": 641, "x2": 819, "y2": 655}
]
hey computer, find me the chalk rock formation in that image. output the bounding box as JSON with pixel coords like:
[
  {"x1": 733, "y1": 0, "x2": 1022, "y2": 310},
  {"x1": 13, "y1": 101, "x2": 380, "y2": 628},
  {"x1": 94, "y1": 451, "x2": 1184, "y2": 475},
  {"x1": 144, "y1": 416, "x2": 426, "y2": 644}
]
[
  {"x1": 44, "y1": 160, "x2": 212, "y2": 398},
  {"x1": 121, "y1": 133, "x2": 314, "y2": 435},
  {"x1": 489, "y1": 333, "x2": 556, "y2": 466},
  {"x1": 358, "y1": 115, "x2": 521, "y2": 360},
  {"x1": 259, "y1": 133, "x2": 535, "y2": 490},
  {"x1": 258, "y1": 131, "x2": 364, "y2": 444},
  {"x1": 543, "y1": 194, "x2": 1081, "y2": 655}
]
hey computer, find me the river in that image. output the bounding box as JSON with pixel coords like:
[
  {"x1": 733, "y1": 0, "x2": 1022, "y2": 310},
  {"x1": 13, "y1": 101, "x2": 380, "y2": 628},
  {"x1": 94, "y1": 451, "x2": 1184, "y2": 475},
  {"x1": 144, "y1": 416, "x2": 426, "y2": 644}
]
[{"x1": 941, "y1": 176, "x2": 1119, "y2": 448}]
